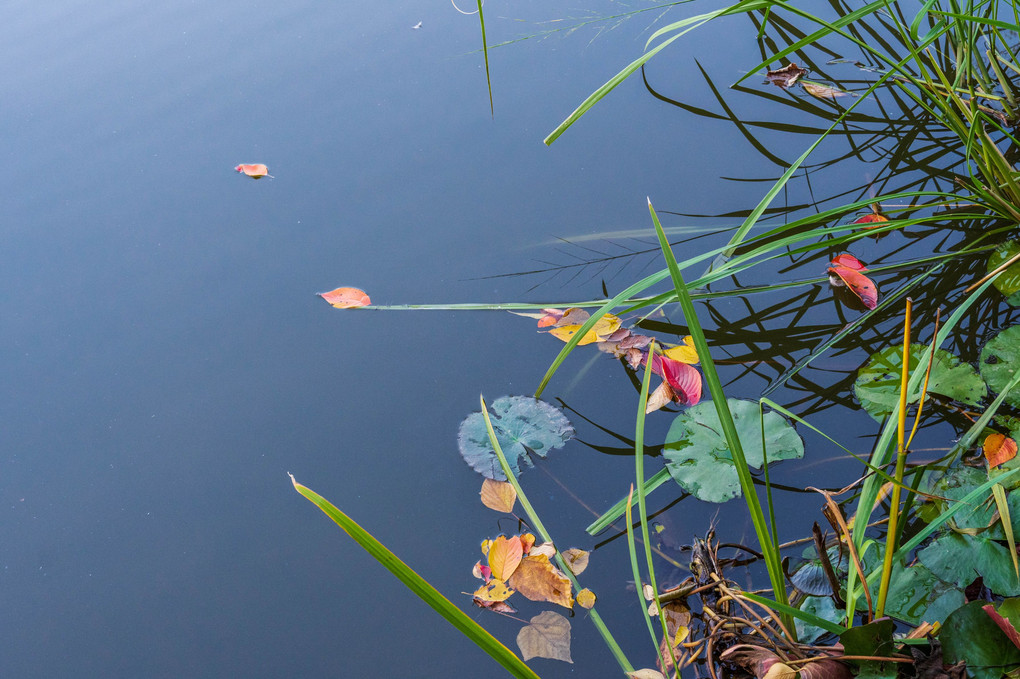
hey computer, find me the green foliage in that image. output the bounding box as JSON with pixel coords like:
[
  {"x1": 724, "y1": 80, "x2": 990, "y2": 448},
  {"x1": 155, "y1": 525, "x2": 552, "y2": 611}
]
[
  {"x1": 980, "y1": 325, "x2": 1020, "y2": 408},
  {"x1": 989, "y1": 241, "x2": 1020, "y2": 306},
  {"x1": 458, "y1": 396, "x2": 574, "y2": 480},
  {"x1": 795, "y1": 596, "x2": 842, "y2": 644},
  {"x1": 853, "y1": 344, "x2": 986, "y2": 420},
  {"x1": 941, "y1": 601, "x2": 1020, "y2": 679},
  {"x1": 918, "y1": 533, "x2": 1020, "y2": 596},
  {"x1": 881, "y1": 561, "x2": 965, "y2": 627},
  {"x1": 663, "y1": 398, "x2": 803, "y2": 503}
]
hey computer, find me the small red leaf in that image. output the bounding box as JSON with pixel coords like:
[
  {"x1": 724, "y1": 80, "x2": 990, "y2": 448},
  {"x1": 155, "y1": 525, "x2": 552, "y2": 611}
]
[
  {"x1": 648, "y1": 354, "x2": 702, "y2": 406},
  {"x1": 234, "y1": 163, "x2": 272, "y2": 179},
  {"x1": 318, "y1": 287, "x2": 371, "y2": 309},
  {"x1": 827, "y1": 264, "x2": 878, "y2": 310},
  {"x1": 852, "y1": 213, "x2": 889, "y2": 228}
]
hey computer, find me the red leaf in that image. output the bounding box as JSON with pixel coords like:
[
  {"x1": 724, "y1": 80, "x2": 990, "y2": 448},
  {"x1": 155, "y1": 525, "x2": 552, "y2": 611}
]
[
  {"x1": 984, "y1": 433, "x2": 1019, "y2": 468},
  {"x1": 827, "y1": 264, "x2": 878, "y2": 310},
  {"x1": 983, "y1": 604, "x2": 1020, "y2": 649},
  {"x1": 648, "y1": 354, "x2": 702, "y2": 406},
  {"x1": 318, "y1": 287, "x2": 371, "y2": 309},
  {"x1": 852, "y1": 213, "x2": 889, "y2": 228},
  {"x1": 234, "y1": 163, "x2": 273, "y2": 179},
  {"x1": 830, "y1": 253, "x2": 867, "y2": 271}
]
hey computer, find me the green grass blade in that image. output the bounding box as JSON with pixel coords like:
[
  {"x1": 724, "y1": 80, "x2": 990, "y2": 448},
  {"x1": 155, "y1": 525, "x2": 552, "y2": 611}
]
[
  {"x1": 477, "y1": 0, "x2": 493, "y2": 116},
  {"x1": 586, "y1": 468, "x2": 672, "y2": 536},
  {"x1": 288, "y1": 474, "x2": 541, "y2": 679}
]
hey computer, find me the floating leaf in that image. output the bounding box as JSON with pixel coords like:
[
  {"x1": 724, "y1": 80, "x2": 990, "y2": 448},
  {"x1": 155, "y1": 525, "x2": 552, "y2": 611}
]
[
  {"x1": 472, "y1": 561, "x2": 491, "y2": 582},
  {"x1": 317, "y1": 287, "x2": 371, "y2": 309},
  {"x1": 546, "y1": 309, "x2": 622, "y2": 345},
  {"x1": 473, "y1": 598, "x2": 516, "y2": 614},
  {"x1": 508, "y1": 554, "x2": 573, "y2": 608},
  {"x1": 854, "y1": 344, "x2": 986, "y2": 420},
  {"x1": 940, "y1": 601, "x2": 1020, "y2": 679},
  {"x1": 828, "y1": 255, "x2": 878, "y2": 310},
  {"x1": 576, "y1": 588, "x2": 596, "y2": 609},
  {"x1": 803, "y1": 82, "x2": 849, "y2": 98},
  {"x1": 520, "y1": 533, "x2": 536, "y2": 554},
  {"x1": 473, "y1": 578, "x2": 514, "y2": 602},
  {"x1": 645, "y1": 382, "x2": 675, "y2": 414},
  {"x1": 664, "y1": 399, "x2": 804, "y2": 503},
  {"x1": 649, "y1": 354, "x2": 702, "y2": 406},
  {"x1": 983, "y1": 599, "x2": 1020, "y2": 650},
  {"x1": 980, "y1": 325, "x2": 1020, "y2": 408},
  {"x1": 458, "y1": 396, "x2": 574, "y2": 480},
  {"x1": 986, "y1": 433, "x2": 1019, "y2": 469},
  {"x1": 480, "y1": 478, "x2": 517, "y2": 513},
  {"x1": 234, "y1": 163, "x2": 272, "y2": 179},
  {"x1": 988, "y1": 241, "x2": 1020, "y2": 306},
  {"x1": 561, "y1": 548, "x2": 589, "y2": 575},
  {"x1": 919, "y1": 533, "x2": 1020, "y2": 597},
  {"x1": 530, "y1": 542, "x2": 556, "y2": 558},
  {"x1": 852, "y1": 208, "x2": 889, "y2": 230},
  {"x1": 831, "y1": 253, "x2": 868, "y2": 270},
  {"x1": 662, "y1": 336, "x2": 699, "y2": 364},
  {"x1": 487, "y1": 535, "x2": 523, "y2": 581},
  {"x1": 765, "y1": 63, "x2": 807, "y2": 88},
  {"x1": 627, "y1": 671, "x2": 667, "y2": 679},
  {"x1": 517, "y1": 611, "x2": 572, "y2": 663},
  {"x1": 882, "y1": 561, "x2": 965, "y2": 626}
]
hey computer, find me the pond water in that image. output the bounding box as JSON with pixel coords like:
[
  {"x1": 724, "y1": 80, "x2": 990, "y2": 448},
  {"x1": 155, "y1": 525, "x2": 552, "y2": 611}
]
[{"x1": 5, "y1": 1, "x2": 1018, "y2": 677}]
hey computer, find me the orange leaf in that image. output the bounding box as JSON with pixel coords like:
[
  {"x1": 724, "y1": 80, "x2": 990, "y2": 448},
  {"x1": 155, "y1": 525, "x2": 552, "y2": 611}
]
[
  {"x1": 985, "y1": 433, "x2": 1018, "y2": 468},
  {"x1": 473, "y1": 578, "x2": 514, "y2": 602},
  {"x1": 828, "y1": 264, "x2": 878, "y2": 310},
  {"x1": 576, "y1": 588, "x2": 597, "y2": 609},
  {"x1": 520, "y1": 533, "x2": 536, "y2": 554},
  {"x1": 480, "y1": 479, "x2": 517, "y2": 513},
  {"x1": 831, "y1": 253, "x2": 868, "y2": 271},
  {"x1": 507, "y1": 554, "x2": 573, "y2": 608},
  {"x1": 853, "y1": 213, "x2": 889, "y2": 229},
  {"x1": 234, "y1": 163, "x2": 272, "y2": 179},
  {"x1": 318, "y1": 287, "x2": 371, "y2": 309},
  {"x1": 487, "y1": 535, "x2": 524, "y2": 581}
]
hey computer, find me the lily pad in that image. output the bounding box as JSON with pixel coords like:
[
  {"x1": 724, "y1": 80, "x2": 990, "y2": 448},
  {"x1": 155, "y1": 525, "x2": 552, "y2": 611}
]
[
  {"x1": 882, "y1": 561, "x2": 965, "y2": 626},
  {"x1": 941, "y1": 601, "x2": 1020, "y2": 679},
  {"x1": 854, "y1": 344, "x2": 986, "y2": 420},
  {"x1": 663, "y1": 399, "x2": 804, "y2": 503},
  {"x1": 980, "y1": 325, "x2": 1020, "y2": 408},
  {"x1": 919, "y1": 533, "x2": 1020, "y2": 597},
  {"x1": 458, "y1": 396, "x2": 574, "y2": 480},
  {"x1": 988, "y1": 241, "x2": 1020, "y2": 306}
]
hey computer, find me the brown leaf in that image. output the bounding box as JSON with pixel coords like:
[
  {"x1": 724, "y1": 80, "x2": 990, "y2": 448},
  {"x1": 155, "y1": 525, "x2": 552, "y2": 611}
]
[
  {"x1": 984, "y1": 433, "x2": 1018, "y2": 468},
  {"x1": 508, "y1": 554, "x2": 574, "y2": 608},
  {"x1": 765, "y1": 63, "x2": 807, "y2": 88},
  {"x1": 517, "y1": 611, "x2": 572, "y2": 663},
  {"x1": 487, "y1": 535, "x2": 523, "y2": 581},
  {"x1": 576, "y1": 588, "x2": 596, "y2": 609},
  {"x1": 646, "y1": 381, "x2": 675, "y2": 414},
  {"x1": 472, "y1": 578, "x2": 514, "y2": 602},
  {"x1": 719, "y1": 644, "x2": 788, "y2": 678},
  {"x1": 473, "y1": 598, "x2": 516, "y2": 614},
  {"x1": 562, "y1": 548, "x2": 589, "y2": 575},
  {"x1": 803, "y1": 82, "x2": 849, "y2": 98},
  {"x1": 480, "y1": 478, "x2": 517, "y2": 513},
  {"x1": 662, "y1": 601, "x2": 692, "y2": 647},
  {"x1": 529, "y1": 542, "x2": 556, "y2": 558}
]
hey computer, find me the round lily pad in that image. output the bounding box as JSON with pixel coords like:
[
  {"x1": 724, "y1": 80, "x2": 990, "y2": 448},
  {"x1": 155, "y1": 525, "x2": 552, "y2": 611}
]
[
  {"x1": 980, "y1": 325, "x2": 1020, "y2": 408},
  {"x1": 988, "y1": 241, "x2": 1020, "y2": 306},
  {"x1": 853, "y1": 344, "x2": 986, "y2": 420},
  {"x1": 663, "y1": 398, "x2": 804, "y2": 503},
  {"x1": 458, "y1": 396, "x2": 574, "y2": 480}
]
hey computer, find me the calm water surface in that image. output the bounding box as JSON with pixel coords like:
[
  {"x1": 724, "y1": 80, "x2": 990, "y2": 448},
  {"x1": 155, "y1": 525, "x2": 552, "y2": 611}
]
[{"x1": 1, "y1": 1, "x2": 978, "y2": 677}]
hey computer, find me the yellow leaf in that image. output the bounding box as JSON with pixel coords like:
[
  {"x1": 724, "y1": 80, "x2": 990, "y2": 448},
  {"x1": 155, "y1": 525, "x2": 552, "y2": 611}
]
[
  {"x1": 480, "y1": 539, "x2": 491, "y2": 556},
  {"x1": 487, "y1": 535, "x2": 524, "y2": 581},
  {"x1": 547, "y1": 313, "x2": 622, "y2": 346},
  {"x1": 520, "y1": 533, "x2": 536, "y2": 554},
  {"x1": 480, "y1": 478, "x2": 517, "y2": 513},
  {"x1": 508, "y1": 554, "x2": 574, "y2": 608},
  {"x1": 662, "y1": 336, "x2": 699, "y2": 364},
  {"x1": 473, "y1": 578, "x2": 514, "y2": 602},
  {"x1": 576, "y1": 588, "x2": 597, "y2": 609},
  {"x1": 562, "y1": 548, "x2": 589, "y2": 575}
]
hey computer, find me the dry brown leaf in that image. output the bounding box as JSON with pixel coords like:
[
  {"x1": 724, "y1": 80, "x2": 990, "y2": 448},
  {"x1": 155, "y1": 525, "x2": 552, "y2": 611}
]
[
  {"x1": 562, "y1": 548, "x2": 589, "y2": 575},
  {"x1": 508, "y1": 554, "x2": 574, "y2": 608},
  {"x1": 765, "y1": 63, "x2": 807, "y2": 88},
  {"x1": 662, "y1": 601, "x2": 692, "y2": 648},
  {"x1": 803, "y1": 82, "x2": 848, "y2": 99},
  {"x1": 646, "y1": 381, "x2": 675, "y2": 414},
  {"x1": 473, "y1": 598, "x2": 516, "y2": 614},
  {"x1": 576, "y1": 588, "x2": 597, "y2": 609},
  {"x1": 530, "y1": 542, "x2": 556, "y2": 558},
  {"x1": 517, "y1": 611, "x2": 572, "y2": 663},
  {"x1": 480, "y1": 478, "x2": 517, "y2": 513}
]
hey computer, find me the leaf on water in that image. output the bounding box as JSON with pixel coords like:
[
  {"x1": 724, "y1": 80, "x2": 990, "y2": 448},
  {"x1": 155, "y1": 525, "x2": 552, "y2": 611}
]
[
  {"x1": 854, "y1": 344, "x2": 987, "y2": 420},
  {"x1": 986, "y1": 433, "x2": 1019, "y2": 469},
  {"x1": 561, "y1": 548, "x2": 589, "y2": 575},
  {"x1": 546, "y1": 308, "x2": 622, "y2": 345},
  {"x1": 852, "y1": 205, "x2": 889, "y2": 230},
  {"x1": 648, "y1": 354, "x2": 702, "y2": 406},
  {"x1": 664, "y1": 399, "x2": 804, "y2": 503},
  {"x1": 507, "y1": 554, "x2": 573, "y2": 608},
  {"x1": 941, "y1": 601, "x2": 1020, "y2": 679},
  {"x1": 980, "y1": 325, "x2": 1020, "y2": 408},
  {"x1": 517, "y1": 611, "x2": 572, "y2": 663},
  {"x1": 480, "y1": 478, "x2": 517, "y2": 513},
  {"x1": 802, "y1": 82, "x2": 849, "y2": 98},
  {"x1": 472, "y1": 561, "x2": 491, "y2": 582},
  {"x1": 576, "y1": 588, "x2": 596, "y2": 609},
  {"x1": 457, "y1": 396, "x2": 574, "y2": 480},
  {"x1": 764, "y1": 63, "x2": 807, "y2": 88},
  {"x1": 645, "y1": 381, "x2": 675, "y2": 414},
  {"x1": 828, "y1": 254, "x2": 878, "y2": 310},
  {"x1": 317, "y1": 287, "x2": 371, "y2": 309},
  {"x1": 473, "y1": 598, "x2": 516, "y2": 614},
  {"x1": 662, "y1": 336, "x2": 699, "y2": 364},
  {"x1": 472, "y1": 578, "x2": 514, "y2": 602},
  {"x1": 988, "y1": 241, "x2": 1020, "y2": 306},
  {"x1": 234, "y1": 163, "x2": 272, "y2": 179},
  {"x1": 487, "y1": 535, "x2": 524, "y2": 581},
  {"x1": 627, "y1": 671, "x2": 667, "y2": 679},
  {"x1": 662, "y1": 601, "x2": 692, "y2": 649},
  {"x1": 520, "y1": 533, "x2": 536, "y2": 554},
  {"x1": 530, "y1": 541, "x2": 556, "y2": 558},
  {"x1": 919, "y1": 533, "x2": 1020, "y2": 597}
]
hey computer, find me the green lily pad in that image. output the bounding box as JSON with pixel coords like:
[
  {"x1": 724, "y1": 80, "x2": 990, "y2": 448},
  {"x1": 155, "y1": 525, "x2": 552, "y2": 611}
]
[
  {"x1": 796, "y1": 596, "x2": 842, "y2": 645},
  {"x1": 663, "y1": 398, "x2": 804, "y2": 503},
  {"x1": 853, "y1": 344, "x2": 986, "y2": 420},
  {"x1": 918, "y1": 533, "x2": 1020, "y2": 596},
  {"x1": 926, "y1": 466, "x2": 1004, "y2": 538},
  {"x1": 458, "y1": 396, "x2": 574, "y2": 480},
  {"x1": 980, "y1": 325, "x2": 1020, "y2": 408},
  {"x1": 941, "y1": 601, "x2": 1020, "y2": 679},
  {"x1": 988, "y1": 241, "x2": 1020, "y2": 306},
  {"x1": 882, "y1": 561, "x2": 965, "y2": 626}
]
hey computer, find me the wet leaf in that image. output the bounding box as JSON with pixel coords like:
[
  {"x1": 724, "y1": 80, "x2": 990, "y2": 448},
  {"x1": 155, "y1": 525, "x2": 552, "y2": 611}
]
[
  {"x1": 472, "y1": 561, "x2": 491, "y2": 582},
  {"x1": 852, "y1": 209, "x2": 889, "y2": 230},
  {"x1": 664, "y1": 398, "x2": 804, "y2": 503},
  {"x1": 649, "y1": 354, "x2": 702, "y2": 406},
  {"x1": 234, "y1": 163, "x2": 272, "y2": 179},
  {"x1": 988, "y1": 241, "x2": 1020, "y2": 306},
  {"x1": 517, "y1": 611, "x2": 572, "y2": 663},
  {"x1": 530, "y1": 542, "x2": 556, "y2": 558},
  {"x1": 473, "y1": 598, "x2": 516, "y2": 614},
  {"x1": 839, "y1": 618, "x2": 897, "y2": 679},
  {"x1": 765, "y1": 63, "x2": 807, "y2": 88},
  {"x1": 828, "y1": 255, "x2": 878, "y2": 310},
  {"x1": 662, "y1": 336, "x2": 699, "y2": 364},
  {"x1": 662, "y1": 601, "x2": 692, "y2": 647},
  {"x1": 458, "y1": 396, "x2": 574, "y2": 480},
  {"x1": 882, "y1": 561, "x2": 965, "y2": 626},
  {"x1": 473, "y1": 578, "x2": 514, "y2": 602},
  {"x1": 982, "y1": 598, "x2": 1020, "y2": 650},
  {"x1": 941, "y1": 601, "x2": 1020, "y2": 679},
  {"x1": 317, "y1": 287, "x2": 371, "y2": 309},
  {"x1": 803, "y1": 82, "x2": 849, "y2": 98},
  {"x1": 546, "y1": 310, "x2": 622, "y2": 345},
  {"x1": 853, "y1": 344, "x2": 986, "y2": 420},
  {"x1": 576, "y1": 588, "x2": 596, "y2": 609},
  {"x1": 627, "y1": 671, "x2": 667, "y2": 679},
  {"x1": 645, "y1": 381, "x2": 675, "y2": 414},
  {"x1": 562, "y1": 548, "x2": 589, "y2": 575},
  {"x1": 831, "y1": 253, "x2": 868, "y2": 270},
  {"x1": 980, "y1": 325, "x2": 1020, "y2": 408},
  {"x1": 796, "y1": 596, "x2": 843, "y2": 644},
  {"x1": 480, "y1": 478, "x2": 517, "y2": 513},
  {"x1": 919, "y1": 533, "x2": 1020, "y2": 597},
  {"x1": 507, "y1": 554, "x2": 573, "y2": 608},
  {"x1": 487, "y1": 535, "x2": 524, "y2": 581},
  {"x1": 985, "y1": 433, "x2": 1019, "y2": 468},
  {"x1": 520, "y1": 533, "x2": 536, "y2": 554},
  {"x1": 799, "y1": 657, "x2": 852, "y2": 679}
]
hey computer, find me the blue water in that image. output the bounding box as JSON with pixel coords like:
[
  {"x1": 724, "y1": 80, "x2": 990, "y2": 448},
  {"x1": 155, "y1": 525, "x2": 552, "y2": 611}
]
[{"x1": 1, "y1": 0, "x2": 979, "y2": 676}]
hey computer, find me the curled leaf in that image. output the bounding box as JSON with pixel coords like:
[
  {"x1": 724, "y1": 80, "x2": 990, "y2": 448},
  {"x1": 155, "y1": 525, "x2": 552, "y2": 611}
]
[
  {"x1": 473, "y1": 598, "x2": 516, "y2": 614},
  {"x1": 649, "y1": 354, "x2": 702, "y2": 406},
  {"x1": 765, "y1": 63, "x2": 807, "y2": 88},
  {"x1": 472, "y1": 560, "x2": 492, "y2": 582},
  {"x1": 985, "y1": 433, "x2": 1019, "y2": 469},
  {"x1": 234, "y1": 163, "x2": 272, "y2": 179},
  {"x1": 803, "y1": 82, "x2": 849, "y2": 98},
  {"x1": 562, "y1": 548, "x2": 589, "y2": 575},
  {"x1": 828, "y1": 255, "x2": 878, "y2": 310},
  {"x1": 318, "y1": 287, "x2": 371, "y2": 309}
]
